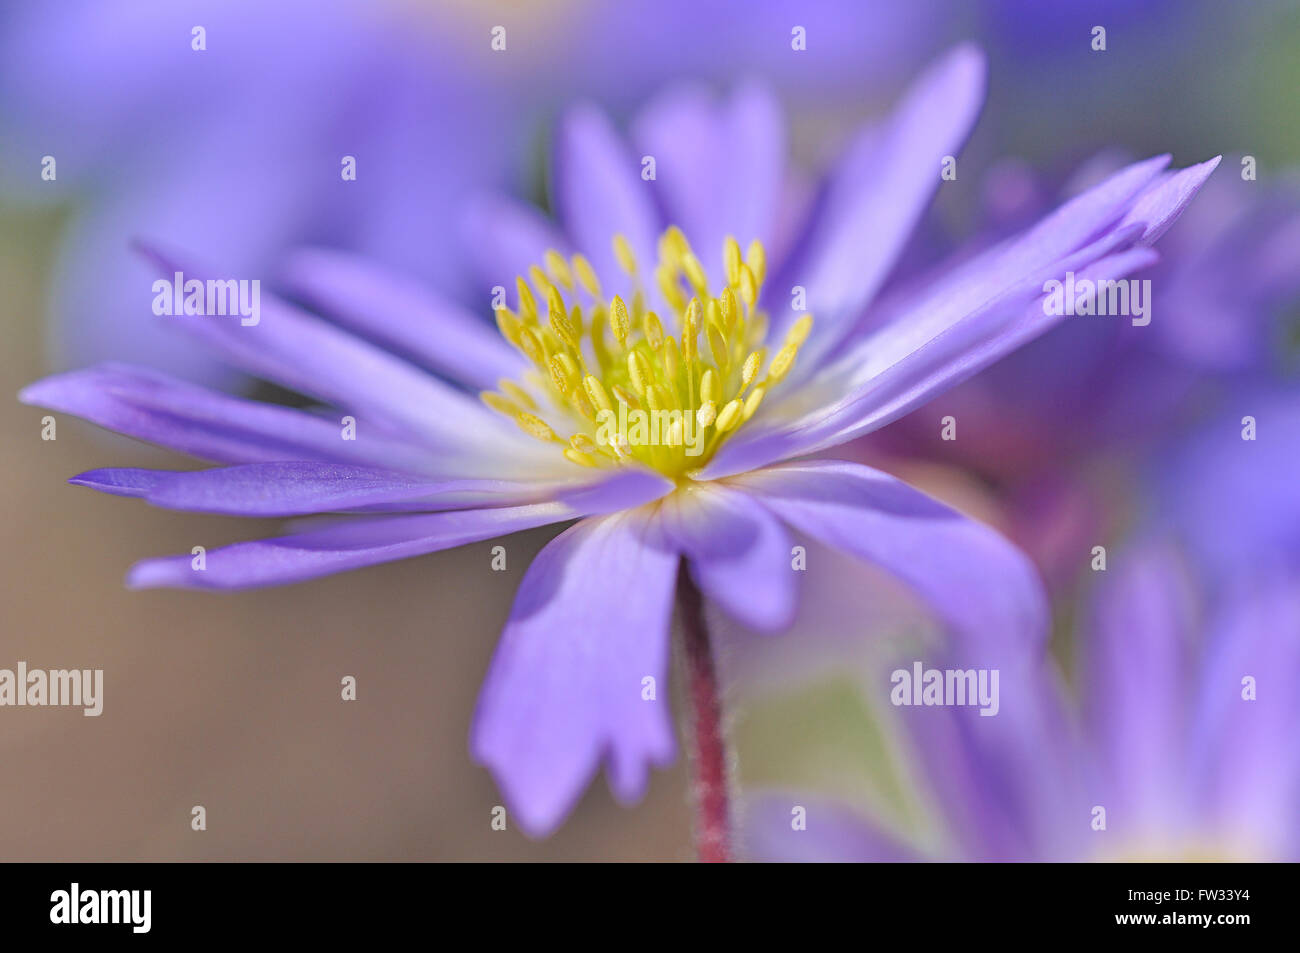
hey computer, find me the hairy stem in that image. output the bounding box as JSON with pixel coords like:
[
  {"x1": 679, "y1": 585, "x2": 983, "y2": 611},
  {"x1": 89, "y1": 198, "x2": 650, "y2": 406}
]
[{"x1": 676, "y1": 564, "x2": 732, "y2": 863}]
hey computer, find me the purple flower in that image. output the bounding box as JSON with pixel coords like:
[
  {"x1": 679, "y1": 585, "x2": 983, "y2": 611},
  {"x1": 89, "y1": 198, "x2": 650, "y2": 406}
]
[
  {"x1": 744, "y1": 544, "x2": 1300, "y2": 861},
  {"x1": 0, "y1": 0, "x2": 515, "y2": 387},
  {"x1": 19, "y1": 46, "x2": 1217, "y2": 835}
]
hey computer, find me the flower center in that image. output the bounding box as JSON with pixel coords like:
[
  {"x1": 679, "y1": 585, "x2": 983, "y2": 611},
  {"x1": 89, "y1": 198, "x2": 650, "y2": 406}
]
[{"x1": 481, "y1": 227, "x2": 812, "y2": 479}]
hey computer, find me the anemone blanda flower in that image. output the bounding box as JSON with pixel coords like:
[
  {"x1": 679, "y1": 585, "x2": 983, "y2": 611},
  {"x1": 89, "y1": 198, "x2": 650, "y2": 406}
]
[
  {"x1": 743, "y1": 544, "x2": 1300, "y2": 862},
  {"x1": 19, "y1": 45, "x2": 1219, "y2": 837}
]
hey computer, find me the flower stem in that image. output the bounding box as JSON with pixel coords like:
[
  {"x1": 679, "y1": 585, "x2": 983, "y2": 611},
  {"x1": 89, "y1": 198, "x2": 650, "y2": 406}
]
[{"x1": 676, "y1": 564, "x2": 732, "y2": 863}]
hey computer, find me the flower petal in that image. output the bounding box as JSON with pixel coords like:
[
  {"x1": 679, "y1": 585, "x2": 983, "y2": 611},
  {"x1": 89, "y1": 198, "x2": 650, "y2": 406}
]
[
  {"x1": 631, "y1": 81, "x2": 784, "y2": 280},
  {"x1": 18, "y1": 363, "x2": 436, "y2": 471},
  {"x1": 461, "y1": 193, "x2": 571, "y2": 295},
  {"x1": 134, "y1": 242, "x2": 554, "y2": 471},
  {"x1": 655, "y1": 482, "x2": 796, "y2": 632},
  {"x1": 551, "y1": 104, "x2": 660, "y2": 293},
  {"x1": 280, "y1": 247, "x2": 523, "y2": 391},
  {"x1": 769, "y1": 44, "x2": 985, "y2": 351},
  {"x1": 471, "y1": 508, "x2": 679, "y2": 836},
  {"x1": 1082, "y1": 543, "x2": 1197, "y2": 841},
  {"x1": 730, "y1": 460, "x2": 1048, "y2": 652},
  {"x1": 124, "y1": 502, "x2": 578, "y2": 591},
  {"x1": 69, "y1": 462, "x2": 562, "y2": 516}
]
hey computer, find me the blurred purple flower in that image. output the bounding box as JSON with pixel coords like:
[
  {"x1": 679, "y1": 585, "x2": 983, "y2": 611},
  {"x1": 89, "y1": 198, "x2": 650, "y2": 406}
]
[
  {"x1": 20, "y1": 46, "x2": 1218, "y2": 834},
  {"x1": 744, "y1": 542, "x2": 1300, "y2": 861},
  {"x1": 0, "y1": 0, "x2": 514, "y2": 386}
]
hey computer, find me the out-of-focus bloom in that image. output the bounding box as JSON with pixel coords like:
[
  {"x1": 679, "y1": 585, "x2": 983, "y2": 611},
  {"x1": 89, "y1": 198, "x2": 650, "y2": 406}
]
[
  {"x1": 744, "y1": 544, "x2": 1300, "y2": 861},
  {"x1": 20, "y1": 46, "x2": 1218, "y2": 834},
  {"x1": 746, "y1": 388, "x2": 1300, "y2": 861},
  {"x1": 0, "y1": 0, "x2": 512, "y2": 386}
]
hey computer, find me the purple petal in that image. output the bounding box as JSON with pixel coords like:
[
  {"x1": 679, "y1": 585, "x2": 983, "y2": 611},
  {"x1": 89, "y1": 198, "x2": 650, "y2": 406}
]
[
  {"x1": 280, "y1": 248, "x2": 523, "y2": 391},
  {"x1": 770, "y1": 44, "x2": 985, "y2": 353},
  {"x1": 18, "y1": 363, "x2": 435, "y2": 471},
  {"x1": 1082, "y1": 543, "x2": 1197, "y2": 843},
  {"x1": 741, "y1": 793, "x2": 915, "y2": 862},
  {"x1": 133, "y1": 242, "x2": 549, "y2": 469},
  {"x1": 125, "y1": 502, "x2": 577, "y2": 591},
  {"x1": 1119, "y1": 155, "x2": 1223, "y2": 244},
  {"x1": 707, "y1": 232, "x2": 1161, "y2": 479},
  {"x1": 461, "y1": 193, "x2": 571, "y2": 295},
  {"x1": 1193, "y1": 575, "x2": 1300, "y2": 857},
  {"x1": 471, "y1": 509, "x2": 678, "y2": 836},
  {"x1": 69, "y1": 462, "x2": 563, "y2": 516},
  {"x1": 729, "y1": 460, "x2": 1048, "y2": 653},
  {"x1": 551, "y1": 104, "x2": 661, "y2": 294},
  {"x1": 631, "y1": 82, "x2": 784, "y2": 280},
  {"x1": 656, "y1": 482, "x2": 796, "y2": 632}
]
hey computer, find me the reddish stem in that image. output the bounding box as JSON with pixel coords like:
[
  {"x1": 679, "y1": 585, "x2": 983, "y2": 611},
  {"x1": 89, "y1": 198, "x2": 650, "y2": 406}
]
[{"x1": 676, "y1": 564, "x2": 732, "y2": 863}]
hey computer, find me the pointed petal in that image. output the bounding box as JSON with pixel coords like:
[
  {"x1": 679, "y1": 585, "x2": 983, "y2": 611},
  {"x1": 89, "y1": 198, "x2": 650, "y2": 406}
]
[{"x1": 730, "y1": 460, "x2": 1048, "y2": 652}]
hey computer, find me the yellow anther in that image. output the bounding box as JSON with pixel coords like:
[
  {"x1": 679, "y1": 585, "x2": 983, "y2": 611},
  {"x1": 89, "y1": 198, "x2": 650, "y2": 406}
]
[
  {"x1": 571, "y1": 388, "x2": 596, "y2": 421},
  {"x1": 530, "y1": 266, "x2": 555, "y2": 302},
  {"x1": 724, "y1": 236, "x2": 742, "y2": 287},
  {"x1": 719, "y1": 287, "x2": 739, "y2": 330},
  {"x1": 715, "y1": 398, "x2": 744, "y2": 432},
  {"x1": 665, "y1": 418, "x2": 684, "y2": 447},
  {"x1": 646, "y1": 384, "x2": 671, "y2": 413},
  {"x1": 700, "y1": 368, "x2": 720, "y2": 405},
  {"x1": 786, "y1": 313, "x2": 814, "y2": 346},
  {"x1": 656, "y1": 265, "x2": 686, "y2": 313},
  {"x1": 564, "y1": 447, "x2": 601, "y2": 468},
  {"x1": 643, "y1": 310, "x2": 665, "y2": 350},
  {"x1": 661, "y1": 226, "x2": 689, "y2": 264},
  {"x1": 549, "y1": 303, "x2": 580, "y2": 348},
  {"x1": 738, "y1": 263, "x2": 758, "y2": 311},
  {"x1": 613, "y1": 234, "x2": 638, "y2": 275},
  {"x1": 663, "y1": 337, "x2": 682, "y2": 382},
  {"x1": 516, "y1": 412, "x2": 559, "y2": 442},
  {"x1": 610, "y1": 295, "x2": 631, "y2": 344},
  {"x1": 495, "y1": 308, "x2": 523, "y2": 347},
  {"x1": 515, "y1": 278, "x2": 538, "y2": 323},
  {"x1": 549, "y1": 352, "x2": 578, "y2": 395},
  {"x1": 627, "y1": 350, "x2": 654, "y2": 396},
  {"x1": 611, "y1": 383, "x2": 640, "y2": 410},
  {"x1": 681, "y1": 298, "x2": 702, "y2": 359},
  {"x1": 583, "y1": 375, "x2": 613, "y2": 414},
  {"x1": 682, "y1": 252, "x2": 708, "y2": 292},
  {"x1": 544, "y1": 250, "x2": 574, "y2": 289},
  {"x1": 767, "y1": 341, "x2": 799, "y2": 383},
  {"x1": 706, "y1": 322, "x2": 729, "y2": 371},
  {"x1": 481, "y1": 391, "x2": 520, "y2": 418},
  {"x1": 746, "y1": 239, "x2": 767, "y2": 285},
  {"x1": 499, "y1": 379, "x2": 536, "y2": 410},
  {"x1": 572, "y1": 254, "x2": 602, "y2": 298},
  {"x1": 491, "y1": 229, "x2": 807, "y2": 477},
  {"x1": 518, "y1": 326, "x2": 545, "y2": 365},
  {"x1": 569, "y1": 433, "x2": 599, "y2": 454}
]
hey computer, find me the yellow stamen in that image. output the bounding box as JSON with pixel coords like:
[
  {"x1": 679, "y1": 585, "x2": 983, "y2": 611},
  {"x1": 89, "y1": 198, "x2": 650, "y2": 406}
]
[{"x1": 488, "y1": 229, "x2": 804, "y2": 478}]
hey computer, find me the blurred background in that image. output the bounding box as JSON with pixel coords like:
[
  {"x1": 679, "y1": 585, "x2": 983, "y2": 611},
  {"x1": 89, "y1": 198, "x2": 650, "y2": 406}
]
[{"x1": 2, "y1": 0, "x2": 1298, "y2": 860}]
